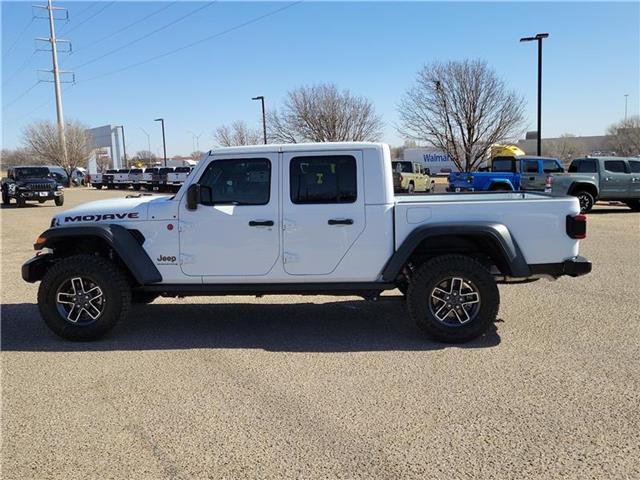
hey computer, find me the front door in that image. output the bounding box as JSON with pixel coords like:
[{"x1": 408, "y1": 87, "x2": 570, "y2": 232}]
[
  {"x1": 282, "y1": 150, "x2": 365, "y2": 275},
  {"x1": 520, "y1": 159, "x2": 545, "y2": 190},
  {"x1": 600, "y1": 159, "x2": 630, "y2": 198},
  {"x1": 179, "y1": 153, "x2": 280, "y2": 277}
]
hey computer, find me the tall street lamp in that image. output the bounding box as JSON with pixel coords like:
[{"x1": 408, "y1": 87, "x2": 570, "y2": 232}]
[
  {"x1": 252, "y1": 95, "x2": 267, "y2": 144},
  {"x1": 520, "y1": 32, "x2": 549, "y2": 156},
  {"x1": 117, "y1": 125, "x2": 127, "y2": 168},
  {"x1": 624, "y1": 94, "x2": 629, "y2": 121},
  {"x1": 154, "y1": 118, "x2": 167, "y2": 167}
]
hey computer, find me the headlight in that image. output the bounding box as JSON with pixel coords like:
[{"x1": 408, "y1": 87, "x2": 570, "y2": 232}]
[{"x1": 57, "y1": 185, "x2": 64, "y2": 190}]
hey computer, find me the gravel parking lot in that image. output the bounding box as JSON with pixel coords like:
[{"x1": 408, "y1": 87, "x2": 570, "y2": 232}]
[{"x1": 2, "y1": 188, "x2": 639, "y2": 479}]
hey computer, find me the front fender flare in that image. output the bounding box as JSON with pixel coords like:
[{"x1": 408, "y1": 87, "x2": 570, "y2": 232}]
[
  {"x1": 382, "y1": 222, "x2": 530, "y2": 282},
  {"x1": 33, "y1": 224, "x2": 162, "y2": 284}
]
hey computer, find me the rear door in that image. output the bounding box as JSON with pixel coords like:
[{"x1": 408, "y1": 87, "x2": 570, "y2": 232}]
[
  {"x1": 600, "y1": 159, "x2": 630, "y2": 198},
  {"x1": 282, "y1": 150, "x2": 365, "y2": 275},
  {"x1": 628, "y1": 160, "x2": 640, "y2": 197},
  {"x1": 520, "y1": 159, "x2": 544, "y2": 190}
]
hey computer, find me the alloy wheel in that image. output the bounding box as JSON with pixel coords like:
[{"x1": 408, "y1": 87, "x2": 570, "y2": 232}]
[
  {"x1": 429, "y1": 277, "x2": 481, "y2": 325},
  {"x1": 55, "y1": 277, "x2": 106, "y2": 325}
]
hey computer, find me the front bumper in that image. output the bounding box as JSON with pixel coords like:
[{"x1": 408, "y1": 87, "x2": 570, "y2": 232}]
[
  {"x1": 18, "y1": 190, "x2": 62, "y2": 199},
  {"x1": 446, "y1": 186, "x2": 474, "y2": 192},
  {"x1": 22, "y1": 253, "x2": 53, "y2": 282},
  {"x1": 529, "y1": 256, "x2": 592, "y2": 278}
]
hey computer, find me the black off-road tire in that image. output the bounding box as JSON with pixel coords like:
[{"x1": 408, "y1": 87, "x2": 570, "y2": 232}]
[
  {"x1": 574, "y1": 190, "x2": 594, "y2": 213},
  {"x1": 131, "y1": 291, "x2": 159, "y2": 304},
  {"x1": 133, "y1": 184, "x2": 141, "y2": 191},
  {"x1": 54, "y1": 195, "x2": 64, "y2": 206},
  {"x1": 38, "y1": 255, "x2": 131, "y2": 341},
  {"x1": 407, "y1": 254, "x2": 500, "y2": 343},
  {"x1": 407, "y1": 183, "x2": 415, "y2": 194},
  {"x1": 2, "y1": 189, "x2": 9, "y2": 205},
  {"x1": 95, "y1": 184, "x2": 103, "y2": 189},
  {"x1": 624, "y1": 199, "x2": 640, "y2": 211},
  {"x1": 16, "y1": 196, "x2": 26, "y2": 208}
]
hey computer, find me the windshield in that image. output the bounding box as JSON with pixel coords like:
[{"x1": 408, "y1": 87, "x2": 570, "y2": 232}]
[
  {"x1": 392, "y1": 161, "x2": 413, "y2": 173},
  {"x1": 15, "y1": 167, "x2": 50, "y2": 179}
]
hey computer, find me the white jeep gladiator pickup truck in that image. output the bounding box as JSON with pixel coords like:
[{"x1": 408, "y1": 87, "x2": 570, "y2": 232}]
[{"x1": 23, "y1": 143, "x2": 591, "y2": 342}]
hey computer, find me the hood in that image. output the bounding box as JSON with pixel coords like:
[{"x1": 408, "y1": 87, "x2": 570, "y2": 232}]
[
  {"x1": 18, "y1": 177, "x2": 57, "y2": 185},
  {"x1": 53, "y1": 194, "x2": 171, "y2": 227}
]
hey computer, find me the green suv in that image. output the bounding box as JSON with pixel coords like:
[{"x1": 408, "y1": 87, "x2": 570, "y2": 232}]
[{"x1": 549, "y1": 157, "x2": 640, "y2": 213}]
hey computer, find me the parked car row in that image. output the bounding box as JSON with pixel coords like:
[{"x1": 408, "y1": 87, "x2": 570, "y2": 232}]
[
  {"x1": 447, "y1": 155, "x2": 640, "y2": 213},
  {"x1": 90, "y1": 167, "x2": 193, "y2": 192}
]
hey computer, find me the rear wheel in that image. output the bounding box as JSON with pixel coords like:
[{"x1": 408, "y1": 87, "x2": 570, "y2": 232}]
[
  {"x1": 38, "y1": 255, "x2": 131, "y2": 341},
  {"x1": 574, "y1": 190, "x2": 594, "y2": 213},
  {"x1": 407, "y1": 254, "x2": 499, "y2": 343},
  {"x1": 407, "y1": 183, "x2": 415, "y2": 194},
  {"x1": 95, "y1": 184, "x2": 103, "y2": 190}
]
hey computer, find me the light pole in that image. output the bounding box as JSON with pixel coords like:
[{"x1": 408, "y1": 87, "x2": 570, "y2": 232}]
[
  {"x1": 624, "y1": 94, "x2": 629, "y2": 121},
  {"x1": 154, "y1": 118, "x2": 167, "y2": 167},
  {"x1": 117, "y1": 125, "x2": 127, "y2": 168},
  {"x1": 520, "y1": 33, "x2": 549, "y2": 156},
  {"x1": 252, "y1": 95, "x2": 267, "y2": 144},
  {"x1": 139, "y1": 127, "x2": 151, "y2": 155}
]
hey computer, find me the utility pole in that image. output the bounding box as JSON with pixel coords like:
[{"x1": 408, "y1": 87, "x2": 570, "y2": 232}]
[
  {"x1": 117, "y1": 125, "x2": 128, "y2": 168},
  {"x1": 624, "y1": 94, "x2": 629, "y2": 121},
  {"x1": 188, "y1": 131, "x2": 204, "y2": 152},
  {"x1": 155, "y1": 118, "x2": 167, "y2": 167},
  {"x1": 252, "y1": 96, "x2": 267, "y2": 144},
  {"x1": 140, "y1": 127, "x2": 151, "y2": 157},
  {"x1": 520, "y1": 33, "x2": 549, "y2": 156},
  {"x1": 35, "y1": 0, "x2": 71, "y2": 168}
]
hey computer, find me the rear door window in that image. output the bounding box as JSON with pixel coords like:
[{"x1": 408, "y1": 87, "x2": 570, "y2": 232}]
[
  {"x1": 523, "y1": 160, "x2": 539, "y2": 173},
  {"x1": 604, "y1": 160, "x2": 628, "y2": 173},
  {"x1": 492, "y1": 158, "x2": 515, "y2": 172},
  {"x1": 628, "y1": 161, "x2": 640, "y2": 173},
  {"x1": 290, "y1": 155, "x2": 357, "y2": 204}
]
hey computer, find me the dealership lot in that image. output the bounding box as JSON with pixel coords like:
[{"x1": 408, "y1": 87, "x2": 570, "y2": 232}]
[{"x1": 1, "y1": 188, "x2": 639, "y2": 479}]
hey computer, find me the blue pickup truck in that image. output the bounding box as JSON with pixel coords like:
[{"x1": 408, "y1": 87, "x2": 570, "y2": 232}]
[{"x1": 448, "y1": 156, "x2": 565, "y2": 192}]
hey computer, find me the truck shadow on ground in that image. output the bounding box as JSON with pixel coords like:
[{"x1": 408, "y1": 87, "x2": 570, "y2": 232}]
[{"x1": 1, "y1": 298, "x2": 501, "y2": 353}]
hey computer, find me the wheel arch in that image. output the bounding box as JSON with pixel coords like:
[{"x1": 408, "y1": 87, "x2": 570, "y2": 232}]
[
  {"x1": 488, "y1": 180, "x2": 514, "y2": 191},
  {"x1": 382, "y1": 223, "x2": 530, "y2": 282},
  {"x1": 32, "y1": 224, "x2": 161, "y2": 285},
  {"x1": 568, "y1": 182, "x2": 598, "y2": 199}
]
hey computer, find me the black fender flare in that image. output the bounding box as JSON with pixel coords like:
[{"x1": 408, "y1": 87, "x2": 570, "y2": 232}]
[
  {"x1": 568, "y1": 181, "x2": 598, "y2": 199},
  {"x1": 33, "y1": 224, "x2": 162, "y2": 284},
  {"x1": 381, "y1": 222, "x2": 530, "y2": 282}
]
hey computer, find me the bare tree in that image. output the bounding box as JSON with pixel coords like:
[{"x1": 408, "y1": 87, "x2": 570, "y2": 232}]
[
  {"x1": 95, "y1": 148, "x2": 112, "y2": 172},
  {"x1": 1, "y1": 148, "x2": 39, "y2": 168},
  {"x1": 605, "y1": 116, "x2": 640, "y2": 156},
  {"x1": 214, "y1": 121, "x2": 261, "y2": 147},
  {"x1": 22, "y1": 120, "x2": 94, "y2": 177},
  {"x1": 544, "y1": 134, "x2": 586, "y2": 166},
  {"x1": 398, "y1": 60, "x2": 526, "y2": 172},
  {"x1": 133, "y1": 150, "x2": 156, "y2": 166},
  {"x1": 267, "y1": 83, "x2": 383, "y2": 143}
]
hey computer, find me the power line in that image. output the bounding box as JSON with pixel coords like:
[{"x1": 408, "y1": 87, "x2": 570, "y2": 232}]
[
  {"x1": 73, "y1": 1, "x2": 179, "y2": 54},
  {"x1": 71, "y1": 1, "x2": 218, "y2": 71},
  {"x1": 3, "y1": 51, "x2": 37, "y2": 87},
  {"x1": 59, "y1": 1, "x2": 115, "y2": 36},
  {"x1": 2, "y1": 82, "x2": 41, "y2": 110},
  {"x1": 80, "y1": 1, "x2": 303, "y2": 83},
  {"x1": 3, "y1": 17, "x2": 35, "y2": 56}
]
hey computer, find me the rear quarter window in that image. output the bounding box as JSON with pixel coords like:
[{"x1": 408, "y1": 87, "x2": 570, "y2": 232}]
[{"x1": 629, "y1": 161, "x2": 640, "y2": 173}]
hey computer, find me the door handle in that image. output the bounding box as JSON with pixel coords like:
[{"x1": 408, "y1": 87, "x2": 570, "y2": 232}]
[
  {"x1": 249, "y1": 220, "x2": 274, "y2": 227},
  {"x1": 529, "y1": 177, "x2": 535, "y2": 181},
  {"x1": 328, "y1": 218, "x2": 353, "y2": 225},
  {"x1": 604, "y1": 177, "x2": 612, "y2": 181}
]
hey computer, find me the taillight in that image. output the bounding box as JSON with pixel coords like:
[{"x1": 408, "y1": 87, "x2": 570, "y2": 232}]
[
  {"x1": 545, "y1": 175, "x2": 553, "y2": 189},
  {"x1": 566, "y1": 214, "x2": 587, "y2": 239}
]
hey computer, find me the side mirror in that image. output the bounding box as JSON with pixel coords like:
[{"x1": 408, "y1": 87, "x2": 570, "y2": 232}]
[
  {"x1": 424, "y1": 168, "x2": 431, "y2": 176},
  {"x1": 186, "y1": 183, "x2": 200, "y2": 210}
]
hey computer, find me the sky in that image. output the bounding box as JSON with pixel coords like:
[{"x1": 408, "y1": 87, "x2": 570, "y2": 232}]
[{"x1": 2, "y1": 1, "x2": 639, "y2": 157}]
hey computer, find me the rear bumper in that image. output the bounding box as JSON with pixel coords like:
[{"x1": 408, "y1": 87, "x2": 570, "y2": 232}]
[
  {"x1": 529, "y1": 256, "x2": 592, "y2": 278},
  {"x1": 446, "y1": 186, "x2": 474, "y2": 192},
  {"x1": 22, "y1": 253, "x2": 53, "y2": 282}
]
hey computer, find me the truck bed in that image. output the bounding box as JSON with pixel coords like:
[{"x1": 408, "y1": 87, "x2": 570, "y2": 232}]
[{"x1": 393, "y1": 192, "x2": 581, "y2": 265}]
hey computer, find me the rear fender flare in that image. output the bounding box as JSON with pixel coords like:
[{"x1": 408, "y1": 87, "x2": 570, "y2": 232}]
[
  {"x1": 34, "y1": 224, "x2": 162, "y2": 284},
  {"x1": 382, "y1": 222, "x2": 530, "y2": 281}
]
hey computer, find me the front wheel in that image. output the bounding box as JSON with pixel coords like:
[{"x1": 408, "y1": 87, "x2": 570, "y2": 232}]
[
  {"x1": 574, "y1": 190, "x2": 594, "y2": 213},
  {"x1": 2, "y1": 189, "x2": 9, "y2": 205},
  {"x1": 16, "y1": 196, "x2": 26, "y2": 208},
  {"x1": 38, "y1": 255, "x2": 131, "y2": 341},
  {"x1": 54, "y1": 195, "x2": 64, "y2": 206},
  {"x1": 95, "y1": 184, "x2": 103, "y2": 190},
  {"x1": 407, "y1": 254, "x2": 499, "y2": 343},
  {"x1": 407, "y1": 183, "x2": 415, "y2": 194}
]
